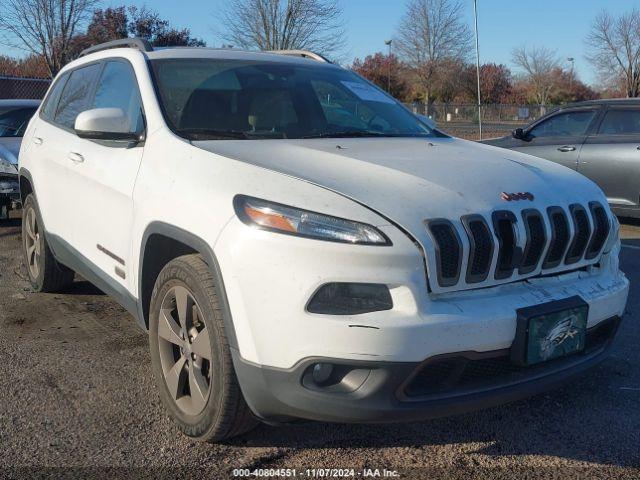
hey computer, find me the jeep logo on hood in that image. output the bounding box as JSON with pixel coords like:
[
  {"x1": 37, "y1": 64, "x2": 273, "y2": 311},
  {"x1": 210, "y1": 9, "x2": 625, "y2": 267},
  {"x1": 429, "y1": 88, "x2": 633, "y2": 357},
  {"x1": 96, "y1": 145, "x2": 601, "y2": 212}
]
[{"x1": 501, "y1": 191, "x2": 535, "y2": 201}]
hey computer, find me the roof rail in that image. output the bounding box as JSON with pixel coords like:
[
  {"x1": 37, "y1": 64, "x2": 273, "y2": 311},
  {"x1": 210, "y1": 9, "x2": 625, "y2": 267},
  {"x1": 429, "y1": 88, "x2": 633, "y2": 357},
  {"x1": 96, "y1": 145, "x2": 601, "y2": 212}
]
[
  {"x1": 269, "y1": 50, "x2": 331, "y2": 63},
  {"x1": 80, "y1": 38, "x2": 154, "y2": 58}
]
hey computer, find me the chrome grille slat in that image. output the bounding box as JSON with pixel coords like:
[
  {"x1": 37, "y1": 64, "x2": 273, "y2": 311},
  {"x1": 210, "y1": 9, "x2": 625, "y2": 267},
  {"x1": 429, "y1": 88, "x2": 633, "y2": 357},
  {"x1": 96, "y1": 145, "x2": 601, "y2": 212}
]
[
  {"x1": 426, "y1": 202, "x2": 610, "y2": 289},
  {"x1": 543, "y1": 206, "x2": 570, "y2": 269},
  {"x1": 586, "y1": 201, "x2": 610, "y2": 259},
  {"x1": 461, "y1": 215, "x2": 494, "y2": 283},
  {"x1": 492, "y1": 211, "x2": 519, "y2": 280},
  {"x1": 519, "y1": 209, "x2": 547, "y2": 275},
  {"x1": 566, "y1": 204, "x2": 592, "y2": 264},
  {"x1": 426, "y1": 219, "x2": 462, "y2": 287}
]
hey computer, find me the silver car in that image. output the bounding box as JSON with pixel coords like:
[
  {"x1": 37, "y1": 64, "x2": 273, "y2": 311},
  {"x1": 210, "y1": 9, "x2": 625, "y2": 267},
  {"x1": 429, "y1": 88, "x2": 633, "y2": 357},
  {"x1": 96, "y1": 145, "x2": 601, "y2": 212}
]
[
  {"x1": 483, "y1": 99, "x2": 640, "y2": 218},
  {"x1": 0, "y1": 99, "x2": 40, "y2": 218}
]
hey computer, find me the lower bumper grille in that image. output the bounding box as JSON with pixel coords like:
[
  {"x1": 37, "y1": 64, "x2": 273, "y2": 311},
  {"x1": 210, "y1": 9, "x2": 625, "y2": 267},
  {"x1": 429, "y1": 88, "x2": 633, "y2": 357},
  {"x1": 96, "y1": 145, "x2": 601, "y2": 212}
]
[{"x1": 404, "y1": 317, "x2": 619, "y2": 398}]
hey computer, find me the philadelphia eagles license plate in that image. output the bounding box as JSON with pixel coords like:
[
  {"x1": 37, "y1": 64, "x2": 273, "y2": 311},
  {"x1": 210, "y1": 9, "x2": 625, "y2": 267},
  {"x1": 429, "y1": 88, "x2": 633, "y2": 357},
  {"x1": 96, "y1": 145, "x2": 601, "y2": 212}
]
[{"x1": 511, "y1": 296, "x2": 588, "y2": 367}]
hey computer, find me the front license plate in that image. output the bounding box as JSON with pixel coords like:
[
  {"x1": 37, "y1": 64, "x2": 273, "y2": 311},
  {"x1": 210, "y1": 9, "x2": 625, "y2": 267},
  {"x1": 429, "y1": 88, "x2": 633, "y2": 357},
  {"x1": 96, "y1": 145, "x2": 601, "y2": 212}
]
[{"x1": 511, "y1": 296, "x2": 588, "y2": 366}]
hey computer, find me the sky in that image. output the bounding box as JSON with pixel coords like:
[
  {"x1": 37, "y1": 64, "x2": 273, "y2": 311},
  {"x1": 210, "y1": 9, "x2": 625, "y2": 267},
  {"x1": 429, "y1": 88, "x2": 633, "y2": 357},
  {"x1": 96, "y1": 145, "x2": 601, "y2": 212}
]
[{"x1": 4, "y1": 0, "x2": 640, "y2": 85}]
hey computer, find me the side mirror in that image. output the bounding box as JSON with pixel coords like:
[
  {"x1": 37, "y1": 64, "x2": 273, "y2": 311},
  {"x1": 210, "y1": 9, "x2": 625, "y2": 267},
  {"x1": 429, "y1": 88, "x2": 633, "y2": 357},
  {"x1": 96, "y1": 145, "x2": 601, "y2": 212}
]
[
  {"x1": 75, "y1": 108, "x2": 140, "y2": 142},
  {"x1": 512, "y1": 127, "x2": 526, "y2": 140}
]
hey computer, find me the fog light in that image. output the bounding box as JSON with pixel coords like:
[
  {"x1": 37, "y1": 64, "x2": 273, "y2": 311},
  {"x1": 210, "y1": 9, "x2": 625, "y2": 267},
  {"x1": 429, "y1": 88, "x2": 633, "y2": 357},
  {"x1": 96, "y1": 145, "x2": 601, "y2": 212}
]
[
  {"x1": 312, "y1": 363, "x2": 333, "y2": 384},
  {"x1": 306, "y1": 283, "x2": 393, "y2": 315}
]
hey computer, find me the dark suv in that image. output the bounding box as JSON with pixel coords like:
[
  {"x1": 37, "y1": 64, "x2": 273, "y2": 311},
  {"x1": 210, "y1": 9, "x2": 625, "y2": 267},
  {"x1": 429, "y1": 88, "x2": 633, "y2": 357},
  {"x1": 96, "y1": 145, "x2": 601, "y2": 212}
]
[{"x1": 483, "y1": 99, "x2": 640, "y2": 218}]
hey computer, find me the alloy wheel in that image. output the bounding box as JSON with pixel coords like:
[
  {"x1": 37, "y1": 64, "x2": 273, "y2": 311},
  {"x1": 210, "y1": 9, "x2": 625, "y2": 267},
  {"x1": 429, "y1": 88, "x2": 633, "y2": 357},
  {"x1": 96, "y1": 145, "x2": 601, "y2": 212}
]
[
  {"x1": 157, "y1": 285, "x2": 212, "y2": 416},
  {"x1": 24, "y1": 207, "x2": 41, "y2": 279}
]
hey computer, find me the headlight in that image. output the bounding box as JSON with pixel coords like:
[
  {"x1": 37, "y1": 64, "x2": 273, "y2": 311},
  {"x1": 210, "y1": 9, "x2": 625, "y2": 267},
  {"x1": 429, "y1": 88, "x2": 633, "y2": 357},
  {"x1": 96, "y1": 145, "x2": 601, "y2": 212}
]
[
  {"x1": 233, "y1": 195, "x2": 391, "y2": 245},
  {"x1": 0, "y1": 157, "x2": 17, "y2": 175},
  {"x1": 603, "y1": 214, "x2": 620, "y2": 254}
]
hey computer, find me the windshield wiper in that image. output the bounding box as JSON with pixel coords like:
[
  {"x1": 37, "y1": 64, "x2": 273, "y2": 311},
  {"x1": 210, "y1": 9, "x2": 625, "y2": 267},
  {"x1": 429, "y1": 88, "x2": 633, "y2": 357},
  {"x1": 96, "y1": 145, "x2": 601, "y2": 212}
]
[
  {"x1": 301, "y1": 130, "x2": 389, "y2": 139},
  {"x1": 179, "y1": 128, "x2": 250, "y2": 140}
]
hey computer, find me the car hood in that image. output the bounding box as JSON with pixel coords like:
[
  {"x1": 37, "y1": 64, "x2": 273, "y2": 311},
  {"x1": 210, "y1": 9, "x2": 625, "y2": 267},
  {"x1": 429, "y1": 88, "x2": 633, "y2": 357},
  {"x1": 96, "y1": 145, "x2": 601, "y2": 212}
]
[
  {"x1": 192, "y1": 136, "x2": 604, "y2": 229},
  {"x1": 0, "y1": 137, "x2": 22, "y2": 164}
]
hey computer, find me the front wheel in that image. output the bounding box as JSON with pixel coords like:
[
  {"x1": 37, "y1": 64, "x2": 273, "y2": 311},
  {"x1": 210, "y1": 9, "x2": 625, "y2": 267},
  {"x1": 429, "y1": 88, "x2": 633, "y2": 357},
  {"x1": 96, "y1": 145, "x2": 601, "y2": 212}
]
[
  {"x1": 149, "y1": 254, "x2": 257, "y2": 442},
  {"x1": 21, "y1": 194, "x2": 74, "y2": 292}
]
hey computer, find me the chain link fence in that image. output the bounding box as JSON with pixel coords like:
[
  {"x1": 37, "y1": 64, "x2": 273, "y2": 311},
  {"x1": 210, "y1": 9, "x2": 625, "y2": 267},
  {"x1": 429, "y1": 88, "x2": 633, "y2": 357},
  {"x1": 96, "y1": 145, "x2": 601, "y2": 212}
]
[
  {"x1": 405, "y1": 102, "x2": 562, "y2": 139},
  {"x1": 406, "y1": 102, "x2": 558, "y2": 124},
  {"x1": 0, "y1": 76, "x2": 51, "y2": 100}
]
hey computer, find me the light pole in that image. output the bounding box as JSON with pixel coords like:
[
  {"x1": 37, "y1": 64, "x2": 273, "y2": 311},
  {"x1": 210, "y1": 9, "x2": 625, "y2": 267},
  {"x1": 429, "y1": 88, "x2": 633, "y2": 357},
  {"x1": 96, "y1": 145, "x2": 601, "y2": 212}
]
[
  {"x1": 385, "y1": 39, "x2": 392, "y2": 93},
  {"x1": 567, "y1": 57, "x2": 575, "y2": 97},
  {"x1": 473, "y1": 0, "x2": 482, "y2": 140}
]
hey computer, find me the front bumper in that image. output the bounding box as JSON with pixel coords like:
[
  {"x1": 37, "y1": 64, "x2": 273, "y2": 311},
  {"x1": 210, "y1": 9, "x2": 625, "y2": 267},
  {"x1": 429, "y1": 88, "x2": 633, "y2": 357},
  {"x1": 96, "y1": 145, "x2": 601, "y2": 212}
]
[
  {"x1": 234, "y1": 316, "x2": 621, "y2": 423},
  {"x1": 215, "y1": 217, "x2": 629, "y2": 423}
]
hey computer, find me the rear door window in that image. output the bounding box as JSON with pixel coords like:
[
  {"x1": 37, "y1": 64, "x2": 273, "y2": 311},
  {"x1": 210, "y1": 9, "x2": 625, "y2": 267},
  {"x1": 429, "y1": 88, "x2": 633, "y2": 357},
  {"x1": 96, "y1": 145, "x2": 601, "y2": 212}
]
[
  {"x1": 529, "y1": 110, "x2": 597, "y2": 138},
  {"x1": 41, "y1": 73, "x2": 69, "y2": 121},
  {"x1": 597, "y1": 108, "x2": 640, "y2": 135},
  {"x1": 54, "y1": 63, "x2": 102, "y2": 129}
]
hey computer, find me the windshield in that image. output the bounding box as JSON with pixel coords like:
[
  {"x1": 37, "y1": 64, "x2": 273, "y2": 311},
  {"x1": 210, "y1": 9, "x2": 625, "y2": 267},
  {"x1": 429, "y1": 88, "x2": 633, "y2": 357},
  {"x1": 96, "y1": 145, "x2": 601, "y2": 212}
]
[
  {"x1": 0, "y1": 106, "x2": 37, "y2": 138},
  {"x1": 150, "y1": 58, "x2": 436, "y2": 140}
]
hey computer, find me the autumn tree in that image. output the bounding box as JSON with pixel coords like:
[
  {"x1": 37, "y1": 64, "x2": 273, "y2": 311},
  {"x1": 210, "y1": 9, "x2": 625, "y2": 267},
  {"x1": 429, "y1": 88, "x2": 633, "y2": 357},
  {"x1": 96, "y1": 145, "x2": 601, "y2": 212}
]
[
  {"x1": 547, "y1": 68, "x2": 599, "y2": 103},
  {"x1": 351, "y1": 53, "x2": 410, "y2": 101},
  {"x1": 511, "y1": 45, "x2": 560, "y2": 106},
  {"x1": 76, "y1": 6, "x2": 206, "y2": 51},
  {"x1": 0, "y1": 54, "x2": 49, "y2": 78},
  {"x1": 0, "y1": 0, "x2": 99, "y2": 77},
  {"x1": 586, "y1": 9, "x2": 640, "y2": 97},
  {"x1": 219, "y1": 0, "x2": 346, "y2": 57},
  {"x1": 461, "y1": 63, "x2": 513, "y2": 104},
  {"x1": 394, "y1": 0, "x2": 472, "y2": 110}
]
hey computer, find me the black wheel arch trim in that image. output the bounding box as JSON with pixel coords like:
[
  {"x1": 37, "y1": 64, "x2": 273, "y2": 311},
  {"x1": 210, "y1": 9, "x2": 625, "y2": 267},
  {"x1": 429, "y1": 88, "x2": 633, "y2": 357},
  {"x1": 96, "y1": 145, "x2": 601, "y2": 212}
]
[{"x1": 138, "y1": 221, "x2": 239, "y2": 349}]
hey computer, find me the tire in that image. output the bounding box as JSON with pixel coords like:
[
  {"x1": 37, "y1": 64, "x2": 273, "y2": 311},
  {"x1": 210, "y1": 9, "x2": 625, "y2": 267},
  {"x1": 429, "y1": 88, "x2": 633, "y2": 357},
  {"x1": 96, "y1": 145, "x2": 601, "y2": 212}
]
[
  {"x1": 21, "y1": 194, "x2": 75, "y2": 292},
  {"x1": 149, "y1": 254, "x2": 258, "y2": 442}
]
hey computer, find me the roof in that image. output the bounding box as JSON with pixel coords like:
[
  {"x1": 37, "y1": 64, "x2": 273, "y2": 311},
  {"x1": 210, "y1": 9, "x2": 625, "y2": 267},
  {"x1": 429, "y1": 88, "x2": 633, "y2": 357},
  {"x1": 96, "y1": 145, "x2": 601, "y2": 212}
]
[
  {"x1": 0, "y1": 99, "x2": 41, "y2": 108},
  {"x1": 563, "y1": 98, "x2": 640, "y2": 108},
  {"x1": 147, "y1": 47, "x2": 337, "y2": 67},
  {"x1": 78, "y1": 38, "x2": 336, "y2": 68}
]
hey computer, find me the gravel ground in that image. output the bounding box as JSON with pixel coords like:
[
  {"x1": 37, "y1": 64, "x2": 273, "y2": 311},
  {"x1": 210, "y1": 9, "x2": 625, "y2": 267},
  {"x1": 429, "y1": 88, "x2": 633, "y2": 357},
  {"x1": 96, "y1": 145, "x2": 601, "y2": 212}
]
[{"x1": 0, "y1": 213, "x2": 638, "y2": 479}]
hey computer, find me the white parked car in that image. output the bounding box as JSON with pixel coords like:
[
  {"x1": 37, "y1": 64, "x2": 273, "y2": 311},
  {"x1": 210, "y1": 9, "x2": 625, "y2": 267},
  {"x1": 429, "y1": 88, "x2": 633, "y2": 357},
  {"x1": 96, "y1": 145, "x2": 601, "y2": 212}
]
[{"x1": 18, "y1": 39, "x2": 629, "y2": 441}]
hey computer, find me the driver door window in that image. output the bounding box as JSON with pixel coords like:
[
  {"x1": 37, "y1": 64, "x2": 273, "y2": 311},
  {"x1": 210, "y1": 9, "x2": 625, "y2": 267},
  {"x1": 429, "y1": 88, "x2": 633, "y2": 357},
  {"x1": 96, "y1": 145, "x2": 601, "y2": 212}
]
[
  {"x1": 91, "y1": 61, "x2": 144, "y2": 135},
  {"x1": 529, "y1": 110, "x2": 597, "y2": 138}
]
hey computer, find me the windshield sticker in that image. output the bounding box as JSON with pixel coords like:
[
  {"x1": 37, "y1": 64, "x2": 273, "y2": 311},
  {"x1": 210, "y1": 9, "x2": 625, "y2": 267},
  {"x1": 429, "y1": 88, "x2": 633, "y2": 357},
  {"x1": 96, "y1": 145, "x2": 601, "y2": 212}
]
[{"x1": 341, "y1": 81, "x2": 395, "y2": 104}]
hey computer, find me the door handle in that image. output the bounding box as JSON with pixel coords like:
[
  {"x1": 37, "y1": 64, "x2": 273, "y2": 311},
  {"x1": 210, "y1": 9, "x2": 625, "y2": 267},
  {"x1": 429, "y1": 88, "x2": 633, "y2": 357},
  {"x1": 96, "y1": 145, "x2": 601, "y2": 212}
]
[
  {"x1": 557, "y1": 146, "x2": 576, "y2": 152},
  {"x1": 32, "y1": 137, "x2": 43, "y2": 145},
  {"x1": 68, "y1": 152, "x2": 85, "y2": 164}
]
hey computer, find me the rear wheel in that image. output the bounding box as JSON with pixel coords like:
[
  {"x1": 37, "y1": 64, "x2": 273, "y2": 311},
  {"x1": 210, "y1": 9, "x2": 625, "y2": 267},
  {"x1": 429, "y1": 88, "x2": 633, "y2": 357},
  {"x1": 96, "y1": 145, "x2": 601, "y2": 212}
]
[
  {"x1": 149, "y1": 254, "x2": 257, "y2": 442},
  {"x1": 22, "y1": 194, "x2": 74, "y2": 292}
]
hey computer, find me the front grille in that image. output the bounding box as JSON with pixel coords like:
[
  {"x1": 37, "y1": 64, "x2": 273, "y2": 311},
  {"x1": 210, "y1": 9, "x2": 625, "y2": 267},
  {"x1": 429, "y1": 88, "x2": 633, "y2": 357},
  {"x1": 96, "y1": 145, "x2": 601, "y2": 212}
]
[
  {"x1": 404, "y1": 317, "x2": 619, "y2": 398},
  {"x1": 426, "y1": 202, "x2": 610, "y2": 289},
  {"x1": 462, "y1": 215, "x2": 494, "y2": 283},
  {"x1": 543, "y1": 207, "x2": 570, "y2": 269},
  {"x1": 492, "y1": 211, "x2": 518, "y2": 280},
  {"x1": 427, "y1": 220, "x2": 461, "y2": 287},
  {"x1": 586, "y1": 202, "x2": 610, "y2": 259},
  {"x1": 519, "y1": 210, "x2": 546, "y2": 274},
  {"x1": 566, "y1": 204, "x2": 591, "y2": 264}
]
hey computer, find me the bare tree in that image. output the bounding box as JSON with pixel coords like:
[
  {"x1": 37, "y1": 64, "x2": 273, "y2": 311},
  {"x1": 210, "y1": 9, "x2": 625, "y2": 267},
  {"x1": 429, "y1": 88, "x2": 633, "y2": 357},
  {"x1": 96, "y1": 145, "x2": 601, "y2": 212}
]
[
  {"x1": 586, "y1": 9, "x2": 640, "y2": 97},
  {"x1": 511, "y1": 45, "x2": 560, "y2": 106},
  {"x1": 0, "y1": 0, "x2": 99, "y2": 77},
  {"x1": 219, "y1": 0, "x2": 346, "y2": 57},
  {"x1": 394, "y1": 0, "x2": 472, "y2": 108}
]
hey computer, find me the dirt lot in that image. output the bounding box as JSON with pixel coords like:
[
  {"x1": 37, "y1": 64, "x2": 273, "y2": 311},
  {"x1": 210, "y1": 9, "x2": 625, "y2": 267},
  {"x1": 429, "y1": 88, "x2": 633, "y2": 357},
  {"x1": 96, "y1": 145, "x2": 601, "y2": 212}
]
[{"x1": 0, "y1": 214, "x2": 639, "y2": 479}]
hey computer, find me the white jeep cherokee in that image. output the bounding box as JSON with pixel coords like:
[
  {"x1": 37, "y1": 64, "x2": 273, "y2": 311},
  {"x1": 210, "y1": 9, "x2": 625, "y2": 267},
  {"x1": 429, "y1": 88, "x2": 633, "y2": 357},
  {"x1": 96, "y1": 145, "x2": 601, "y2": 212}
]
[{"x1": 18, "y1": 39, "x2": 629, "y2": 441}]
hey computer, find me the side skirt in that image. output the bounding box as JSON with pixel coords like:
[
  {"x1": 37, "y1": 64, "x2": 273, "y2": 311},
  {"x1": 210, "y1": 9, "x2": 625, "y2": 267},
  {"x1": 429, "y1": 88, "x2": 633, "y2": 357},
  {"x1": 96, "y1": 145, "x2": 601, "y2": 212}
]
[{"x1": 46, "y1": 233, "x2": 144, "y2": 330}]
